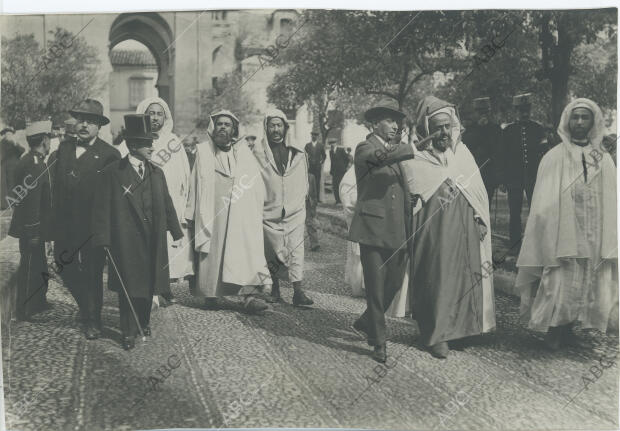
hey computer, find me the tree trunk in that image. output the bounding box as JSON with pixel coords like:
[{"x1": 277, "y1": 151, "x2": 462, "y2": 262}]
[{"x1": 550, "y1": 15, "x2": 572, "y2": 127}]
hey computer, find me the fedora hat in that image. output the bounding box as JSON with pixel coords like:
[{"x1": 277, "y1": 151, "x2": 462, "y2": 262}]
[
  {"x1": 364, "y1": 98, "x2": 406, "y2": 123},
  {"x1": 69, "y1": 99, "x2": 110, "y2": 126},
  {"x1": 123, "y1": 114, "x2": 156, "y2": 146}
]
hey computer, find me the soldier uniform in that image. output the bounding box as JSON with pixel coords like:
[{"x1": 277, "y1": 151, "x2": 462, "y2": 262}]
[
  {"x1": 9, "y1": 121, "x2": 53, "y2": 320},
  {"x1": 499, "y1": 93, "x2": 546, "y2": 244}
]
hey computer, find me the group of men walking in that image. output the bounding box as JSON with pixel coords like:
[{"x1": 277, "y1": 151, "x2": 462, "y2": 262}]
[{"x1": 7, "y1": 91, "x2": 617, "y2": 362}]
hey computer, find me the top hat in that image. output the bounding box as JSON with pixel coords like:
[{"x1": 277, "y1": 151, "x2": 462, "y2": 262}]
[
  {"x1": 364, "y1": 98, "x2": 406, "y2": 123},
  {"x1": 123, "y1": 114, "x2": 156, "y2": 146},
  {"x1": 69, "y1": 99, "x2": 110, "y2": 125},
  {"x1": 473, "y1": 97, "x2": 491, "y2": 111},
  {"x1": 512, "y1": 93, "x2": 532, "y2": 107},
  {"x1": 26, "y1": 120, "x2": 52, "y2": 138}
]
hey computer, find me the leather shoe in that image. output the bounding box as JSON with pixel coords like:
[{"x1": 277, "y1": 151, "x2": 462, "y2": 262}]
[
  {"x1": 292, "y1": 290, "x2": 314, "y2": 307},
  {"x1": 162, "y1": 293, "x2": 177, "y2": 305},
  {"x1": 430, "y1": 341, "x2": 449, "y2": 359},
  {"x1": 122, "y1": 336, "x2": 135, "y2": 350},
  {"x1": 143, "y1": 326, "x2": 151, "y2": 337},
  {"x1": 352, "y1": 319, "x2": 369, "y2": 339},
  {"x1": 545, "y1": 327, "x2": 562, "y2": 351},
  {"x1": 85, "y1": 325, "x2": 100, "y2": 340},
  {"x1": 372, "y1": 344, "x2": 387, "y2": 363},
  {"x1": 244, "y1": 297, "x2": 269, "y2": 314}
]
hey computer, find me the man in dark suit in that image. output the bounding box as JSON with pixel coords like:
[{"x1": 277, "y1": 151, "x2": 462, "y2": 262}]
[
  {"x1": 329, "y1": 140, "x2": 349, "y2": 204},
  {"x1": 49, "y1": 99, "x2": 121, "y2": 339},
  {"x1": 304, "y1": 130, "x2": 326, "y2": 201},
  {"x1": 9, "y1": 121, "x2": 53, "y2": 320},
  {"x1": 92, "y1": 114, "x2": 183, "y2": 350},
  {"x1": 499, "y1": 93, "x2": 546, "y2": 244},
  {"x1": 349, "y1": 99, "x2": 415, "y2": 363},
  {"x1": 461, "y1": 97, "x2": 502, "y2": 201}
]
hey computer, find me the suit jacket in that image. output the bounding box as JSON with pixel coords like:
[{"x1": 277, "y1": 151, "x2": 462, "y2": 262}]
[
  {"x1": 330, "y1": 147, "x2": 349, "y2": 175},
  {"x1": 304, "y1": 141, "x2": 326, "y2": 169},
  {"x1": 499, "y1": 120, "x2": 546, "y2": 187},
  {"x1": 49, "y1": 136, "x2": 121, "y2": 246},
  {"x1": 92, "y1": 157, "x2": 182, "y2": 298},
  {"x1": 348, "y1": 134, "x2": 415, "y2": 250},
  {"x1": 8, "y1": 152, "x2": 52, "y2": 240}
]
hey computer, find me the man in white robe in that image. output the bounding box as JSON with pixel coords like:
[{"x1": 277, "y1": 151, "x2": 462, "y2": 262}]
[
  {"x1": 135, "y1": 97, "x2": 193, "y2": 306},
  {"x1": 403, "y1": 96, "x2": 496, "y2": 358},
  {"x1": 185, "y1": 110, "x2": 271, "y2": 313},
  {"x1": 516, "y1": 98, "x2": 618, "y2": 350}
]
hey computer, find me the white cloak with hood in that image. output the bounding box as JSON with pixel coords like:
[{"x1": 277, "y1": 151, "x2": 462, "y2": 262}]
[
  {"x1": 516, "y1": 98, "x2": 618, "y2": 332},
  {"x1": 136, "y1": 97, "x2": 193, "y2": 279}
]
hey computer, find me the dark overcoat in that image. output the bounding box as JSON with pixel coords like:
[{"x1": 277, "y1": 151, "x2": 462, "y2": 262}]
[
  {"x1": 499, "y1": 120, "x2": 546, "y2": 187},
  {"x1": 91, "y1": 157, "x2": 183, "y2": 299},
  {"x1": 8, "y1": 152, "x2": 52, "y2": 240},
  {"x1": 49, "y1": 136, "x2": 121, "y2": 248},
  {"x1": 348, "y1": 134, "x2": 414, "y2": 250}
]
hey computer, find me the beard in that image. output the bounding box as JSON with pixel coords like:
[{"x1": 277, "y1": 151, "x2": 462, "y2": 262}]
[
  {"x1": 432, "y1": 137, "x2": 450, "y2": 152},
  {"x1": 213, "y1": 130, "x2": 232, "y2": 150}
]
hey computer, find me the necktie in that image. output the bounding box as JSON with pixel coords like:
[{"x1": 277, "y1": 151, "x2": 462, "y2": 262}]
[
  {"x1": 581, "y1": 153, "x2": 588, "y2": 183},
  {"x1": 138, "y1": 163, "x2": 144, "y2": 179}
]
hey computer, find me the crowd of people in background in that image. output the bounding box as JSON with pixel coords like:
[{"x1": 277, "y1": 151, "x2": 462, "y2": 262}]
[{"x1": 3, "y1": 90, "x2": 618, "y2": 362}]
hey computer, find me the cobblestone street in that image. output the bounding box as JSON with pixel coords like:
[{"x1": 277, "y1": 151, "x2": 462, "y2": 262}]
[{"x1": 1, "y1": 218, "x2": 619, "y2": 430}]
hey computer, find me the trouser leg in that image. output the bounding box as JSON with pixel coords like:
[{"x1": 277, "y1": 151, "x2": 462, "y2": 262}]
[
  {"x1": 306, "y1": 206, "x2": 320, "y2": 249},
  {"x1": 16, "y1": 238, "x2": 47, "y2": 319},
  {"x1": 507, "y1": 185, "x2": 524, "y2": 244},
  {"x1": 359, "y1": 244, "x2": 390, "y2": 346},
  {"x1": 82, "y1": 246, "x2": 105, "y2": 328},
  {"x1": 54, "y1": 240, "x2": 82, "y2": 313}
]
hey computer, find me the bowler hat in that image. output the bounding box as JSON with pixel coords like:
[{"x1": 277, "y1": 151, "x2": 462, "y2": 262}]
[
  {"x1": 69, "y1": 99, "x2": 110, "y2": 125},
  {"x1": 364, "y1": 98, "x2": 406, "y2": 123},
  {"x1": 512, "y1": 93, "x2": 532, "y2": 107},
  {"x1": 124, "y1": 114, "x2": 156, "y2": 146},
  {"x1": 473, "y1": 97, "x2": 491, "y2": 111}
]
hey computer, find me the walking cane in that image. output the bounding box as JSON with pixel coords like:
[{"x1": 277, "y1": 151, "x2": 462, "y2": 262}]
[{"x1": 104, "y1": 247, "x2": 146, "y2": 342}]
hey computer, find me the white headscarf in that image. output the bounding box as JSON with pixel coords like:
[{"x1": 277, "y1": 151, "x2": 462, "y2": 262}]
[
  {"x1": 137, "y1": 96, "x2": 174, "y2": 138},
  {"x1": 557, "y1": 98, "x2": 606, "y2": 151}
]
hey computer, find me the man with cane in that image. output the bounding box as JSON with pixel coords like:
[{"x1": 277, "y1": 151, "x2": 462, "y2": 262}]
[{"x1": 92, "y1": 114, "x2": 183, "y2": 350}]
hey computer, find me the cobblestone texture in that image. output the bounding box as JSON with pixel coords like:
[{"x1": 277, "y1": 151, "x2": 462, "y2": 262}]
[{"x1": 1, "y1": 217, "x2": 618, "y2": 430}]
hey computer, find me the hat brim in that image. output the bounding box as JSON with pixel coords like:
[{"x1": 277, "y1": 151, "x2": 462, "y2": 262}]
[
  {"x1": 364, "y1": 106, "x2": 406, "y2": 122},
  {"x1": 69, "y1": 109, "x2": 110, "y2": 126}
]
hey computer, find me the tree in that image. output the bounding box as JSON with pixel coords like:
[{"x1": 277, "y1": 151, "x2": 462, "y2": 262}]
[
  {"x1": 535, "y1": 9, "x2": 616, "y2": 125},
  {"x1": 196, "y1": 70, "x2": 260, "y2": 131},
  {"x1": 1, "y1": 27, "x2": 102, "y2": 128}
]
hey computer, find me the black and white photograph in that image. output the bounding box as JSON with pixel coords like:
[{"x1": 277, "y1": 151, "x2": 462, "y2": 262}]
[{"x1": 0, "y1": 2, "x2": 618, "y2": 430}]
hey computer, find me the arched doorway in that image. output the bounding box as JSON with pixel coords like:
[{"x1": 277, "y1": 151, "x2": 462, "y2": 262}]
[{"x1": 109, "y1": 13, "x2": 174, "y2": 122}]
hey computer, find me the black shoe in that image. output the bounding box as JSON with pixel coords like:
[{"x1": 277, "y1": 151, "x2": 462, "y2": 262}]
[
  {"x1": 162, "y1": 293, "x2": 177, "y2": 305},
  {"x1": 372, "y1": 344, "x2": 387, "y2": 363},
  {"x1": 292, "y1": 290, "x2": 314, "y2": 307},
  {"x1": 545, "y1": 326, "x2": 562, "y2": 351},
  {"x1": 85, "y1": 325, "x2": 101, "y2": 340},
  {"x1": 143, "y1": 326, "x2": 151, "y2": 337},
  {"x1": 202, "y1": 298, "x2": 221, "y2": 310},
  {"x1": 351, "y1": 319, "x2": 369, "y2": 339},
  {"x1": 243, "y1": 297, "x2": 269, "y2": 314},
  {"x1": 122, "y1": 336, "x2": 135, "y2": 350}
]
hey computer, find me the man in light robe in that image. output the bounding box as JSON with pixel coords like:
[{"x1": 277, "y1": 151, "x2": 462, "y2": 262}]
[
  {"x1": 516, "y1": 98, "x2": 618, "y2": 350},
  {"x1": 135, "y1": 97, "x2": 193, "y2": 306},
  {"x1": 404, "y1": 96, "x2": 496, "y2": 359},
  {"x1": 252, "y1": 109, "x2": 314, "y2": 307},
  {"x1": 185, "y1": 110, "x2": 271, "y2": 313}
]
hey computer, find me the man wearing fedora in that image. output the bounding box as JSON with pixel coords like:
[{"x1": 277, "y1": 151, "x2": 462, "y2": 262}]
[
  {"x1": 499, "y1": 93, "x2": 546, "y2": 245},
  {"x1": 461, "y1": 97, "x2": 502, "y2": 200},
  {"x1": 9, "y1": 121, "x2": 53, "y2": 320},
  {"x1": 92, "y1": 114, "x2": 183, "y2": 350},
  {"x1": 49, "y1": 98, "x2": 121, "y2": 339},
  {"x1": 349, "y1": 99, "x2": 415, "y2": 363}
]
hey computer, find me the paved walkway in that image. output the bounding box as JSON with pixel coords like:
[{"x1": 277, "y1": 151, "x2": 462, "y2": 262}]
[{"x1": 1, "y1": 227, "x2": 618, "y2": 430}]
